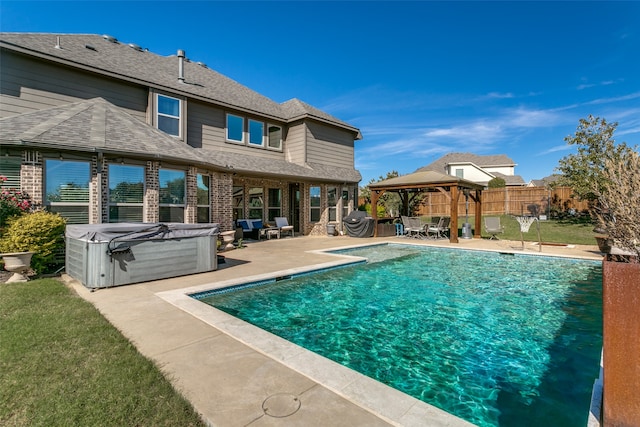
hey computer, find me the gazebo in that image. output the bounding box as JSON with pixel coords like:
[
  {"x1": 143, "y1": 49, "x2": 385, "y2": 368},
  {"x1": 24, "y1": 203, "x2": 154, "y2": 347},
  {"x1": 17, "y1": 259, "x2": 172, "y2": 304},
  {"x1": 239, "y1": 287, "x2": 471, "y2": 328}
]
[{"x1": 368, "y1": 170, "x2": 484, "y2": 243}]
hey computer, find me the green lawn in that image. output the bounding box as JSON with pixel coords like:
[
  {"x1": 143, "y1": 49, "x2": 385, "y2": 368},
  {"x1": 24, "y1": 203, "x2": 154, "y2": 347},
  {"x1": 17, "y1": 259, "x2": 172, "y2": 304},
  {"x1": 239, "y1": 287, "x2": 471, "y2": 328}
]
[
  {"x1": 0, "y1": 278, "x2": 205, "y2": 427},
  {"x1": 423, "y1": 214, "x2": 598, "y2": 245}
]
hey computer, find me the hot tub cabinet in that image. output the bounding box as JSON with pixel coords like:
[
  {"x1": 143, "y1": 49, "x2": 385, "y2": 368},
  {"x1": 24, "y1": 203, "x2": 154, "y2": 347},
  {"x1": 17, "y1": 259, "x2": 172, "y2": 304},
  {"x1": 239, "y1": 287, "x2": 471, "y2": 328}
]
[{"x1": 66, "y1": 223, "x2": 219, "y2": 289}]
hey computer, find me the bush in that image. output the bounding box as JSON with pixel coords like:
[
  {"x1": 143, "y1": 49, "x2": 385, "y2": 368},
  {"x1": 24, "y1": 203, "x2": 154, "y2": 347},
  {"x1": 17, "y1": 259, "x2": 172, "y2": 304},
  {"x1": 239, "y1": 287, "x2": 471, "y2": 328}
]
[
  {"x1": 0, "y1": 175, "x2": 32, "y2": 228},
  {"x1": 0, "y1": 211, "x2": 66, "y2": 274}
]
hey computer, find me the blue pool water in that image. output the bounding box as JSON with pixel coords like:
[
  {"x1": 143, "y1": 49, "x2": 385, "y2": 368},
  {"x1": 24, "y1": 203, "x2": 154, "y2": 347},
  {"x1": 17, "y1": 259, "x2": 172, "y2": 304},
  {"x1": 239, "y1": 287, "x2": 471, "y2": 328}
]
[{"x1": 196, "y1": 244, "x2": 602, "y2": 427}]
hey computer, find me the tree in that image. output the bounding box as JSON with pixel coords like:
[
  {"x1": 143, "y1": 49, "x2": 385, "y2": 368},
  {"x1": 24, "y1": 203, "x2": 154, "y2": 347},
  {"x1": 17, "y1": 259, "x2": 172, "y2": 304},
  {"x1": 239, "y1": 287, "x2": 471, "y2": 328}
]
[
  {"x1": 556, "y1": 115, "x2": 639, "y2": 257},
  {"x1": 488, "y1": 177, "x2": 506, "y2": 188},
  {"x1": 556, "y1": 115, "x2": 630, "y2": 201}
]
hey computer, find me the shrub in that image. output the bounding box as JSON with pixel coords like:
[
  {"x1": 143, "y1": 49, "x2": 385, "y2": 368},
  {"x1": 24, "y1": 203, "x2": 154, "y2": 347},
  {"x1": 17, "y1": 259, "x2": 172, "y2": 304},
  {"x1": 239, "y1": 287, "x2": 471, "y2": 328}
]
[
  {"x1": 0, "y1": 211, "x2": 67, "y2": 274},
  {"x1": 488, "y1": 177, "x2": 506, "y2": 188},
  {"x1": 0, "y1": 175, "x2": 32, "y2": 228}
]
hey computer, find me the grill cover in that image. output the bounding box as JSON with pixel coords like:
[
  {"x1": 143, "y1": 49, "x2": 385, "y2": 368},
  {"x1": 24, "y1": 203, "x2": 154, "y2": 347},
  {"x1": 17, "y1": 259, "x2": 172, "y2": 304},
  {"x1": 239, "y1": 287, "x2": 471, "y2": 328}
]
[{"x1": 343, "y1": 211, "x2": 375, "y2": 237}]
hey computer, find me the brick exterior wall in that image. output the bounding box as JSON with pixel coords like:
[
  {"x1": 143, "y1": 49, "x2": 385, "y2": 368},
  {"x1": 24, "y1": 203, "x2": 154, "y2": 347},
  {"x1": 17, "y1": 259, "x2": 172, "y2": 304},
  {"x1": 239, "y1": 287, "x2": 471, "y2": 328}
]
[{"x1": 8, "y1": 149, "x2": 356, "y2": 235}]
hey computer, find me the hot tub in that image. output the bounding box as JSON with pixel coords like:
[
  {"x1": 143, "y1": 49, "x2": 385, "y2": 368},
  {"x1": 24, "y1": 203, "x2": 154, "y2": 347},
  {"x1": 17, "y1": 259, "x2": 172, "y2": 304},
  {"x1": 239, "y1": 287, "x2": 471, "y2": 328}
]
[{"x1": 65, "y1": 222, "x2": 219, "y2": 289}]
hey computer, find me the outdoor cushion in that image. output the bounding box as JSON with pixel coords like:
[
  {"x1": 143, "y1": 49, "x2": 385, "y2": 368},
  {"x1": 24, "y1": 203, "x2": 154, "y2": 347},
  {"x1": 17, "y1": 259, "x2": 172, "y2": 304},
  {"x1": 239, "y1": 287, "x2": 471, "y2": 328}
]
[
  {"x1": 238, "y1": 220, "x2": 249, "y2": 230},
  {"x1": 253, "y1": 220, "x2": 263, "y2": 229}
]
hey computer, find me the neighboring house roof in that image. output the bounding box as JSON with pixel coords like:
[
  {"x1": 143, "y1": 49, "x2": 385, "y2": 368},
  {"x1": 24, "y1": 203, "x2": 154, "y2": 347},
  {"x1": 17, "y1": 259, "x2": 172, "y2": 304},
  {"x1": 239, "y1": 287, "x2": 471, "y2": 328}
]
[
  {"x1": 491, "y1": 172, "x2": 526, "y2": 186},
  {"x1": 529, "y1": 174, "x2": 560, "y2": 187},
  {"x1": 0, "y1": 32, "x2": 360, "y2": 137},
  {"x1": 417, "y1": 152, "x2": 516, "y2": 173},
  {"x1": 417, "y1": 152, "x2": 525, "y2": 186},
  {"x1": 0, "y1": 97, "x2": 362, "y2": 183}
]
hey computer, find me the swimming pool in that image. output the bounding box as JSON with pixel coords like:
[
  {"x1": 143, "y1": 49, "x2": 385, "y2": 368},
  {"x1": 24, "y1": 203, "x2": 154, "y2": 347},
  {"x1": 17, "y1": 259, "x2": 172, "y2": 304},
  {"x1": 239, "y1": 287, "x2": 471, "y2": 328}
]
[{"x1": 193, "y1": 244, "x2": 602, "y2": 427}]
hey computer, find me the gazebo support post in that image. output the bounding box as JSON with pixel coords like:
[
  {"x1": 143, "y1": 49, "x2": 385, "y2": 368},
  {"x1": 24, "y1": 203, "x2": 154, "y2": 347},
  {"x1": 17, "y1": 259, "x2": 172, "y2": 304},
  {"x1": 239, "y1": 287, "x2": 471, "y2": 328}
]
[
  {"x1": 450, "y1": 186, "x2": 459, "y2": 243},
  {"x1": 371, "y1": 189, "x2": 382, "y2": 237},
  {"x1": 473, "y1": 189, "x2": 482, "y2": 238}
]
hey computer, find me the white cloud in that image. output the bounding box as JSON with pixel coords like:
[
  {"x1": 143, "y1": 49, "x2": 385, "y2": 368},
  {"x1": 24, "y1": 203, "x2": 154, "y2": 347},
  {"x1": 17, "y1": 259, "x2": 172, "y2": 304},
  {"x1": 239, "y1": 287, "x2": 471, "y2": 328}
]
[{"x1": 536, "y1": 144, "x2": 573, "y2": 156}]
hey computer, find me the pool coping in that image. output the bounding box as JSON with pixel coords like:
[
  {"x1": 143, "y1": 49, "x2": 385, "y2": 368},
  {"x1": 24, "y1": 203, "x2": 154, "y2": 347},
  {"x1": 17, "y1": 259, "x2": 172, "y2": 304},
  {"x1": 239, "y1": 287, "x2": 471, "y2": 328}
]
[
  {"x1": 156, "y1": 240, "x2": 601, "y2": 426},
  {"x1": 157, "y1": 243, "x2": 477, "y2": 426}
]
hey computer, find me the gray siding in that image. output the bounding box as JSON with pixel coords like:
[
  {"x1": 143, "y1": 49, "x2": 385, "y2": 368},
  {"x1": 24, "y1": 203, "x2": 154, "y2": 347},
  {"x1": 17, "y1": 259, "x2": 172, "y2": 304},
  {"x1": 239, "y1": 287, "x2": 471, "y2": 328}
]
[
  {"x1": 306, "y1": 121, "x2": 354, "y2": 169},
  {"x1": 285, "y1": 122, "x2": 306, "y2": 164},
  {"x1": 187, "y1": 100, "x2": 285, "y2": 160},
  {"x1": 0, "y1": 51, "x2": 147, "y2": 120}
]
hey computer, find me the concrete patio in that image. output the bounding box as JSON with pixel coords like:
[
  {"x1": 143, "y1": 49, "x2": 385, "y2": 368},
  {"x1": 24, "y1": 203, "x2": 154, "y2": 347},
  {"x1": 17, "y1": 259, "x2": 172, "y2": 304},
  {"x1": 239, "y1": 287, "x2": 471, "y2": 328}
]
[{"x1": 63, "y1": 235, "x2": 602, "y2": 426}]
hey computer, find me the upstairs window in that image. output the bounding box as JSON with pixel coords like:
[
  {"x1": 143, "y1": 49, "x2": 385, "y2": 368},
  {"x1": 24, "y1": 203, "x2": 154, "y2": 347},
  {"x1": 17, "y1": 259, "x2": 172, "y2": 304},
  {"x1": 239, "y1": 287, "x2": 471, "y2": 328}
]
[
  {"x1": 248, "y1": 119, "x2": 264, "y2": 147},
  {"x1": 455, "y1": 168, "x2": 464, "y2": 178},
  {"x1": 268, "y1": 124, "x2": 282, "y2": 150},
  {"x1": 226, "y1": 114, "x2": 244, "y2": 143},
  {"x1": 156, "y1": 94, "x2": 181, "y2": 137}
]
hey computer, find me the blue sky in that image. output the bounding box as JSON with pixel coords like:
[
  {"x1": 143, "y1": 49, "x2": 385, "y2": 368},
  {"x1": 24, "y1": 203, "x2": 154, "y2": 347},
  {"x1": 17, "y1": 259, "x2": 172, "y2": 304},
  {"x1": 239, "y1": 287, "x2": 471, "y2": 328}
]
[{"x1": 2, "y1": 1, "x2": 639, "y2": 185}]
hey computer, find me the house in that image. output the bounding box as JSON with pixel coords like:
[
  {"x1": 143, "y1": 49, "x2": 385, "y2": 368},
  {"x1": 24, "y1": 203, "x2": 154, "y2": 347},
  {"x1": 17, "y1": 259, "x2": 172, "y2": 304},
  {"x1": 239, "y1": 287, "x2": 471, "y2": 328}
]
[
  {"x1": 0, "y1": 32, "x2": 362, "y2": 235},
  {"x1": 527, "y1": 174, "x2": 560, "y2": 187},
  {"x1": 417, "y1": 152, "x2": 525, "y2": 187}
]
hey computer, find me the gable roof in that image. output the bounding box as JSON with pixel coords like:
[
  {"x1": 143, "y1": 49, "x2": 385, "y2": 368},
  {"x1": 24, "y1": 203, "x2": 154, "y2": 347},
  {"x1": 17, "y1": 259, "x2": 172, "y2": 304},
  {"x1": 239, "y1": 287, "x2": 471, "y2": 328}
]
[
  {"x1": 368, "y1": 170, "x2": 483, "y2": 190},
  {"x1": 0, "y1": 32, "x2": 360, "y2": 137},
  {"x1": 417, "y1": 152, "x2": 516, "y2": 173},
  {"x1": 0, "y1": 97, "x2": 361, "y2": 183}
]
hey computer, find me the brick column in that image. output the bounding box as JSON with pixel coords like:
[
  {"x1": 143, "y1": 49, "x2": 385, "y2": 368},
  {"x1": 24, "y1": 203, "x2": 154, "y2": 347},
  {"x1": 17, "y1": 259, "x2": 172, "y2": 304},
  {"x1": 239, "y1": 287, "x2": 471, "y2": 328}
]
[
  {"x1": 145, "y1": 161, "x2": 159, "y2": 223},
  {"x1": 185, "y1": 166, "x2": 198, "y2": 224}
]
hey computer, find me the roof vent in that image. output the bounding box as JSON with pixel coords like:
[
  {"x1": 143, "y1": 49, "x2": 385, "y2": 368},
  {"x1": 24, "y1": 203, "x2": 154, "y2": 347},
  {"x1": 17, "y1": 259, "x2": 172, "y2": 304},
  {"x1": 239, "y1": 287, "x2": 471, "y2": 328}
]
[
  {"x1": 128, "y1": 43, "x2": 143, "y2": 52},
  {"x1": 196, "y1": 61, "x2": 207, "y2": 68},
  {"x1": 85, "y1": 44, "x2": 97, "y2": 51},
  {"x1": 102, "y1": 34, "x2": 118, "y2": 43},
  {"x1": 54, "y1": 36, "x2": 62, "y2": 50}
]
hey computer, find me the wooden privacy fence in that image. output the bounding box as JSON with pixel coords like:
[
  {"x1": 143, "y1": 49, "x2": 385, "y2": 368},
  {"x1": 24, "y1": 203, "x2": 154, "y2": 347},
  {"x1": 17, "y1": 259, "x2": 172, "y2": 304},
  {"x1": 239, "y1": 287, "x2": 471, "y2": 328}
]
[{"x1": 415, "y1": 186, "x2": 589, "y2": 217}]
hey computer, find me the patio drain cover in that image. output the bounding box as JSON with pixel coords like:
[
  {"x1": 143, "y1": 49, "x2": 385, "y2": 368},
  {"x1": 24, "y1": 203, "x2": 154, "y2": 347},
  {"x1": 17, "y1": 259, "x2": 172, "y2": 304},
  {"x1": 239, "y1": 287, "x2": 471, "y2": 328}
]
[{"x1": 262, "y1": 393, "x2": 301, "y2": 417}]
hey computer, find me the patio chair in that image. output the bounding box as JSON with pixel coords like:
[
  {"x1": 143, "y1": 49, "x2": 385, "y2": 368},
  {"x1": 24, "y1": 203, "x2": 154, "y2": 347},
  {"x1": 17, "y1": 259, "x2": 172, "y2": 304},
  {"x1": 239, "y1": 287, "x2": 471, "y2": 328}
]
[
  {"x1": 402, "y1": 216, "x2": 425, "y2": 238},
  {"x1": 484, "y1": 216, "x2": 505, "y2": 240},
  {"x1": 274, "y1": 217, "x2": 294, "y2": 237},
  {"x1": 427, "y1": 216, "x2": 450, "y2": 239}
]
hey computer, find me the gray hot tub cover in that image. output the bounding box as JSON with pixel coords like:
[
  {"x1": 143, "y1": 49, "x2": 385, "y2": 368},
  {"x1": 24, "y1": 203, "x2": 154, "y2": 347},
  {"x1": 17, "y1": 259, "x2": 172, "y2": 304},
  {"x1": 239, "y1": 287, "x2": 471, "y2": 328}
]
[{"x1": 66, "y1": 222, "x2": 220, "y2": 242}]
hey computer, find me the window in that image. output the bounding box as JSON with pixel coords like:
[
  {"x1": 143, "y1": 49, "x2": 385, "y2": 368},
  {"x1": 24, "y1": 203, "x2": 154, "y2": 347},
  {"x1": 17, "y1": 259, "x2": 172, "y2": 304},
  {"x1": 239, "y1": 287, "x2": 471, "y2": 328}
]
[
  {"x1": 327, "y1": 186, "x2": 337, "y2": 221},
  {"x1": 159, "y1": 168, "x2": 185, "y2": 222},
  {"x1": 0, "y1": 155, "x2": 21, "y2": 189},
  {"x1": 226, "y1": 114, "x2": 244, "y2": 143},
  {"x1": 267, "y1": 188, "x2": 281, "y2": 221},
  {"x1": 309, "y1": 186, "x2": 321, "y2": 222},
  {"x1": 267, "y1": 124, "x2": 282, "y2": 150},
  {"x1": 455, "y1": 168, "x2": 464, "y2": 178},
  {"x1": 342, "y1": 188, "x2": 350, "y2": 218},
  {"x1": 45, "y1": 159, "x2": 90, "y2": 224},
  {"x1": 197, "y1": 173, "x2": 210, "y2": 223},
  {"x1": 248, "y1": 119, "x2": 264, "y2": 147},
  {"x1": 233, "y1": 186, "x2": 244, "y2": 221},
  {"x1": 248, "y1": 187, "x2": 263, "y2": 219},
  {"x1": 108, "y1": 164, "x2": 144, "y2": 222},
  {"x1": 156, "y1": 94, "x2": 181, "y2": 137}
]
